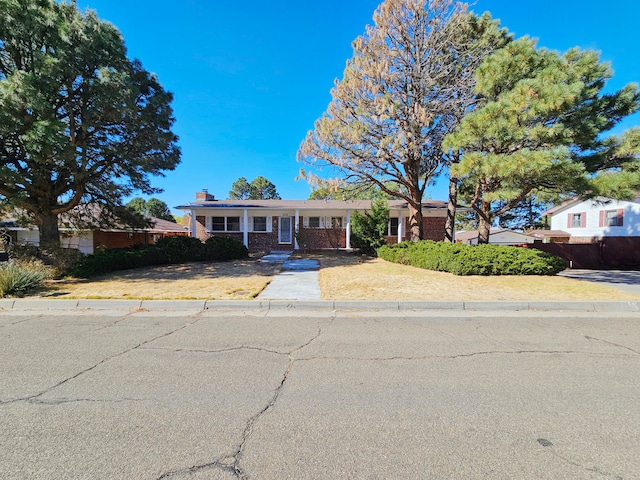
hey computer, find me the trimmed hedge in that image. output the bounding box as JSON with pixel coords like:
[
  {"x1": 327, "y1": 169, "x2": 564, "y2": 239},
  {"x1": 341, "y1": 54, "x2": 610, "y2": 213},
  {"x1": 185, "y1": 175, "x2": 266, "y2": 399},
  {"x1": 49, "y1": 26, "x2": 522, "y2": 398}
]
[
  {"x1": 72, "y1": 235, "x2": 249, "y2": 278},
  {"x1": 378, "y1": 241, "x2": 567, "y2": 276}
]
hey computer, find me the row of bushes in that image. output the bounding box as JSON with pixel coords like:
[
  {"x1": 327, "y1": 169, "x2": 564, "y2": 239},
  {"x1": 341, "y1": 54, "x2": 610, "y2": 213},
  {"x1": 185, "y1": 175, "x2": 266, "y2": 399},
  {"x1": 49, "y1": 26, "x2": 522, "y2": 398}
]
[
  {"x1": 72, "y1": 235, "x2": 248, "y2": 278},
  {"x1": 378, "y1": 241, "x2": 567, "y2": 276}
]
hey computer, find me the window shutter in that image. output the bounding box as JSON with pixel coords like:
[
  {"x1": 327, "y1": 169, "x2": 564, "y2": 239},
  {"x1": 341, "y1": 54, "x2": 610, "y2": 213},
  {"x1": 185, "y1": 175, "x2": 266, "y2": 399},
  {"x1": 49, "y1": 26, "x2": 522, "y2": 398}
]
[
  {"x1": 206, "y1": 216, "x2": 212, "y2": 231},
  {"x1": 599, "y1": 211, "x2": 605, "y2": 227},
  {"x1": 617, "y1": 209, "x2": 624, "y2": 226},
  {"x1": 266, "y1": 216, "x2": 272, "y2": 233},
  {"x1": 581, "y1": 212, "x2": 586, "y2": 228},
  {"x1": 303, "y1": 217, "x2": 309, "y2": 228},
  {"x1": 247, "y1": 216, "x2": 253, "y2": 232},
  {"x1": 567, "y1": 214, "x2": 572, "y2": 228}
]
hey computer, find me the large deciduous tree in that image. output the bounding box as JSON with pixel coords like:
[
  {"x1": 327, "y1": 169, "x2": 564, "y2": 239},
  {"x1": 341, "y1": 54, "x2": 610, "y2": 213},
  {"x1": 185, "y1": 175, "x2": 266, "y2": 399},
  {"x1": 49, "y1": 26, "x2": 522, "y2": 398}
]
[
  {"x1": 0, "y1": 0, "x2": 180, "y2": 248},
  {"x1": 298, "y1": 0, "x2": 508, "y2": 241},
  {"x1": 443, "y1": 38, "x2": 640, "y2": 243}
]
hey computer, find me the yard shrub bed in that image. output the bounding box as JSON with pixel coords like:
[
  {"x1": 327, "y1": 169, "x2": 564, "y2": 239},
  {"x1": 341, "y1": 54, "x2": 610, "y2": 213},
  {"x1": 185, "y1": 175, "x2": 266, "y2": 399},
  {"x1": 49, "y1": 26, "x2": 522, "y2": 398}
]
[
  {"x1": 377, "y1": 241, "x2": 567, "y2": 276},
  {"x1": 72, "y1": 236, "x2": 249, "y2": 278}
]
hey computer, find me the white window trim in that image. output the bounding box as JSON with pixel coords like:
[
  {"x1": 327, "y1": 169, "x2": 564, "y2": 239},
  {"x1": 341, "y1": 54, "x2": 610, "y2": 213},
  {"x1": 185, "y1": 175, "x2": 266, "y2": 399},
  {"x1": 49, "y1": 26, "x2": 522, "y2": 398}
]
[
  {"x1": 207, "y1": 215, "x2": 242, "y2": 233},
  {"x1": 251, "y1": 216, "x2": 272, "y2": 233}
]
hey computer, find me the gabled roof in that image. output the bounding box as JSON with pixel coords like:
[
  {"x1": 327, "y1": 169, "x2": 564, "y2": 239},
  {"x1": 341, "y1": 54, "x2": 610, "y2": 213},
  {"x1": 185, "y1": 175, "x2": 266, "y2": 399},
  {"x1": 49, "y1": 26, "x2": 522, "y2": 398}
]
[
  {"x1": 527, "y1": 229, "x2": 571, "y2": 238},
  {"x1": 146, "y1": 217, "x2": 189, "y2": 234},
  {"x1": 0, "y1": 212, "x2": 185, "y2": 234},
  {"x1": 175, "y1": 198, "x2": 449, "y2": 211},
  {"x1": 455, "y1": 228, "x2": 530, "y2": 242},
  {"x1": 543, "y1": 194, "x2": 640, "y2": 216},
  {"x1": 541, "y1": 198, "x2": 581, "y2": 216}
]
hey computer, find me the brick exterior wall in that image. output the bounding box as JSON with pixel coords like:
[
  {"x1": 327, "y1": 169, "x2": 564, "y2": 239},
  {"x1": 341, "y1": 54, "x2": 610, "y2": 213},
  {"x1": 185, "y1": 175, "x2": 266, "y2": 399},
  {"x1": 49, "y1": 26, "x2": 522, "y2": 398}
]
[
  {"x1": 92, "y1": 230, "x2": 188, "y2": 251},
  {"x1": 422, "y1": 217, "x2": 447, "y2": 241},
  {"x1": 93, "y1": 231, "x2": 149, "y2": 250},
  {"x1": 296, "y1": 227, "x2": 346, "y2": 250},
  {"x1": 185, "y1": 214, "x2": 446, "y2": 252}
]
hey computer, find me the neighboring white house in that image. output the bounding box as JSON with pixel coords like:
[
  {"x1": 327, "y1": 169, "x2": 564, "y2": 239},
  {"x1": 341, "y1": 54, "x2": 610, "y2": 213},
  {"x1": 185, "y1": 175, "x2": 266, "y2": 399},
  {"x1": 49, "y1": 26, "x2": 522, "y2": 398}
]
[
  {"x1": 455, "y1": 228, "x2": 534, "y2": 245},
  {"x1": 544, "y1": 195, "x2": 640, "y2": 242}
]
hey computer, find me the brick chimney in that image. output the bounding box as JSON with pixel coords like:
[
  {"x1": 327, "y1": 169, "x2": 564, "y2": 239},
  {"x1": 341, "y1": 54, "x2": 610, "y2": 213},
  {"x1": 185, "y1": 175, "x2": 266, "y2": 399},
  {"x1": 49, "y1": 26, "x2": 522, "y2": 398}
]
[{"x1": 196, "y1": 189, "x2": 215, "y2": 202}]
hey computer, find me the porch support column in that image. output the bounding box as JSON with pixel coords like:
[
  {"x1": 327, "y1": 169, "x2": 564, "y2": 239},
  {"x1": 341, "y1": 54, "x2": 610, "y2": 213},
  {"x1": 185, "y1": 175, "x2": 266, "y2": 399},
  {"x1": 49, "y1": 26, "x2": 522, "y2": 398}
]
[
  {"x1": 190, "y1": 209, "x2": 197, "y2": 238},
  {"x1": 397, "y1": 211, "x2": 403, "y2": 243},
  {"x1": 346, "y1": 211, "x2": 351, "y2": 250},
  {"x1": 294, "y1": 210, "x2": 300, "y2": 250},
  {"x1": 243, "y1": 209, "x2": 249, "y2": 248}
]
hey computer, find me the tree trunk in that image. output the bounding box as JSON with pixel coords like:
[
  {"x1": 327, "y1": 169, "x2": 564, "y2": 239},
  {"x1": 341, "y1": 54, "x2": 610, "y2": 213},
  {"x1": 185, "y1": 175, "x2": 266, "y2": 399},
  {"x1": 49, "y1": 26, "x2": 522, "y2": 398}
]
[
  {"x1": 477, "y1": 217, "x2": 491, "y2": 244},
  {"x1": 37, "y1": 211, "x2": 61, "y2": 250},
  {"x1": 407, "y1": 202, "x2": 423, "y2": 242},
  {"x1": 444, "y1": 175, "x2": 458, "y2": 243},
  {"x1": 478, "y1": 212, "x2": 492, "y2": 245}
]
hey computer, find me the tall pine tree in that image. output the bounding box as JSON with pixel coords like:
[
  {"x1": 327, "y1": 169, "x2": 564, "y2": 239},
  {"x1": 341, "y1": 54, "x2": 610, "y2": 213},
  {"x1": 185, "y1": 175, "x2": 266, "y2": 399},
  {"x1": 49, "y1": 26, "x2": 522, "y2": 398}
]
[{"x1": 444, "y1": 38, "x2": 639, "y2": 243}]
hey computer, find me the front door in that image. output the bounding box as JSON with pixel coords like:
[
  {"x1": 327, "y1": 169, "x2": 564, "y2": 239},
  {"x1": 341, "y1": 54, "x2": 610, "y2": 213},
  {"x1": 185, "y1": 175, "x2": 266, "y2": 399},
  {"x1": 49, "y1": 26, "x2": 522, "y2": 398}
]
[{"x1": 279, "y1": 216, "x2": 292, "y2": 244}]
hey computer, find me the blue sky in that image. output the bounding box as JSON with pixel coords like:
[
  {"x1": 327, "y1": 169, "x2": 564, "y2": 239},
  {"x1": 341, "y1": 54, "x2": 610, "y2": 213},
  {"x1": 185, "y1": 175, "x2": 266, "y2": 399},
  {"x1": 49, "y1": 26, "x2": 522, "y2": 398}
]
[{"x1": 75, "y1": 0, "x2": 640, "y2": 213}]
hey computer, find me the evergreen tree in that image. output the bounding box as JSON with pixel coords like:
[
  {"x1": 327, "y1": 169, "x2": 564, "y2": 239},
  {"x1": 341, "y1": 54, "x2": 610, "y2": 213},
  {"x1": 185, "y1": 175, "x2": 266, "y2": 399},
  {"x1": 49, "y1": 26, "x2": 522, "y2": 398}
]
[
  {"x1": 228, "y1": 177, "x2": 251, "y2": 200},
  {"x1": 0, "y1": 0, "x2": 180, "y2": 247},
  {"x1": 350, "y1": 198, "x2": 390, "y2": 256},
  {"x1": 249, "y1": 176, "x2": 281, "y2": 200},
  {"x1": 126, "y1": 197, "x2": 176, "y2": 223},
  {"x1": 229, "y1": 176, "x2": 280, "y2": 200},
  {"x1": 444, "y1": 38, "x2": 639, "y2": 243}
]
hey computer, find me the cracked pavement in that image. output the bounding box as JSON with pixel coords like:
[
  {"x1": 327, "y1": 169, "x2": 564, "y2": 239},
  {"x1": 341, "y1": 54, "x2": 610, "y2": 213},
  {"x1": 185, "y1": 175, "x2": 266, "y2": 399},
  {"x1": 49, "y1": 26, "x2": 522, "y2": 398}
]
[{"x1": 1, "y1": 308, "x2": 639, "y2": 479}]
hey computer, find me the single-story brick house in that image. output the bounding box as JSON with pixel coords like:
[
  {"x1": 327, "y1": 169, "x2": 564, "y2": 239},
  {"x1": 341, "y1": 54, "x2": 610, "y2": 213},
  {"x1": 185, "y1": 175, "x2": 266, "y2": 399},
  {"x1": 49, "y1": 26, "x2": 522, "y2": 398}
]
[
  {"x1": 1, "y1": 215, "x2": 189, "y2": 254},
  {"x1": 176, "y1": 190, "x2": 449, "y2": 251}
]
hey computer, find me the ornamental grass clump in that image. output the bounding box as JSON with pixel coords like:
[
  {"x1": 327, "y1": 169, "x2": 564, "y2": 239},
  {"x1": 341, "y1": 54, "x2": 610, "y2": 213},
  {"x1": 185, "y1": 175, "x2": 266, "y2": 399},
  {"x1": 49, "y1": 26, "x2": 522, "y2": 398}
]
[{"x1": 0, "y1": 261, "x2": 53, "y2": 297}]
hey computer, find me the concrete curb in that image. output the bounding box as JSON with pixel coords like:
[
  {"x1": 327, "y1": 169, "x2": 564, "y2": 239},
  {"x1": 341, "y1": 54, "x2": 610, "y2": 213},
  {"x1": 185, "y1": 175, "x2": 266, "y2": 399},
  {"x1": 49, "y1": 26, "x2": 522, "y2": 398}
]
[{"x1": 1, "y1": 299, "x2": 638, "y2": 312}]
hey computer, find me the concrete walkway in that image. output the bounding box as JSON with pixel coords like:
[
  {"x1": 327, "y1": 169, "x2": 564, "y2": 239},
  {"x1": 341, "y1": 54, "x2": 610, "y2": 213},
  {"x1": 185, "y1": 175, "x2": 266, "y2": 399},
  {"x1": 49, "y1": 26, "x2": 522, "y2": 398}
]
[{"x1": 257, "y1": 251, "x2": 322, "y2": 300}]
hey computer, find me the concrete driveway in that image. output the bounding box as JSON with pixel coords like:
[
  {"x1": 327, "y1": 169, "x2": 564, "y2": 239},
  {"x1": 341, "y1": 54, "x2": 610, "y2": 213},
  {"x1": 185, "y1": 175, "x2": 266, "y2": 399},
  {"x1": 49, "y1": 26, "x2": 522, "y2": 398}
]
[
  {"x1": 559, "y1": 269, "x2": 640, "y2": 295},
  {"x1": 1, "y1": 307, "x2": 639, "y2": 479}
]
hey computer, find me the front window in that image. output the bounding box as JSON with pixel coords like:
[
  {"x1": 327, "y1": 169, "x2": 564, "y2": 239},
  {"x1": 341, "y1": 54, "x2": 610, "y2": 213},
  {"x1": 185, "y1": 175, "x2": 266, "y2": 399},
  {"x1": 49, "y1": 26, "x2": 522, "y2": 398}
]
[
  {"x1": 253, "y1": 216, "x2": 267, "y2": 232},
  {"x1": 331, "y1": 217, "x2": 343, "y2": 228},
  {"x1": 308, "y1": 217, "x2": 320, "y2": 228},
  {"x1": 388, "y1": 218, "x2": 399, "y2": 236},
  {"x1": 226, "y1": 216, "x2": 240, "y2": 231},
  {"x1": 211, "y1": 217, "x2": 225, "y2": 231},
  {"x1": 209, "y1": 216, "x2": 240, "y2": 232}
]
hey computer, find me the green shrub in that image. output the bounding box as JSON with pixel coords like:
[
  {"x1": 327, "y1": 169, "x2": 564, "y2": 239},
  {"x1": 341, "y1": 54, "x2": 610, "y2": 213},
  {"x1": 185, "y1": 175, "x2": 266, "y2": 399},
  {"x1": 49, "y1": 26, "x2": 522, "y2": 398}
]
[
  {"x1": 378, "y1": 241, "x2": 567, "y2": 276},
  {"x1": 350, "y1": 199, "x2": 389, "y2": 256},
  {"x1": 155, "y1": 235, "x2": 207, "y2": 262},
  {"x1": 0, "y1": 261, "x2": 53, "y2": 297},
  {"x1": 204, "y1": 235, "x2": 248, "y2": 260},
  {"x1": 72, "y1": 235, "x2": 249, "y2": 278}
]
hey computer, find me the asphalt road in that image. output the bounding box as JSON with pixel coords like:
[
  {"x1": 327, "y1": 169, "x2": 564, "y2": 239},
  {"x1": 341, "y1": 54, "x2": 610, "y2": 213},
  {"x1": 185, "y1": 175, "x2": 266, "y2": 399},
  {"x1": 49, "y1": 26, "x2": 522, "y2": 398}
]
[{"x1": 1, "y1": 308, "x2": 639, "y2": 479}]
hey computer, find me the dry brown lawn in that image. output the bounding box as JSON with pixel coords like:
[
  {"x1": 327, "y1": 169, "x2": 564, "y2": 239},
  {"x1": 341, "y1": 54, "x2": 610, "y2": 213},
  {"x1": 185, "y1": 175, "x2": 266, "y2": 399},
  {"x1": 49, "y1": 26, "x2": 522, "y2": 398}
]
[
  {"x1": 314, "y1": 252, "x2": 640, "y2": 301},
  {"x1": 39, "y1": 252, "x2": 639, "y2": 301},
  {"x1": 44, "y1": 259, "x2": 280, "y2": 300}
]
